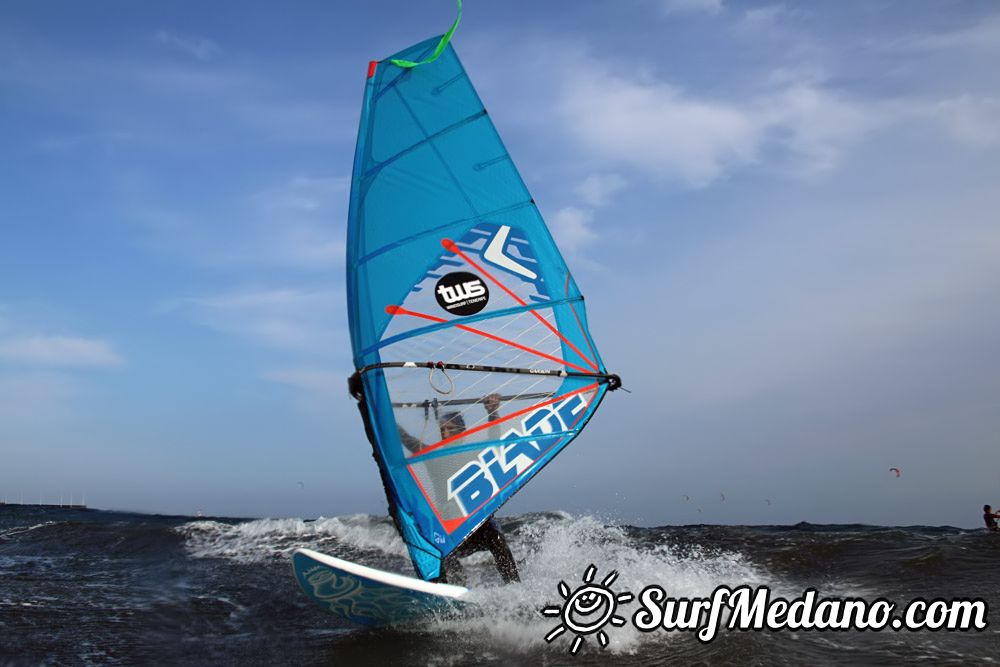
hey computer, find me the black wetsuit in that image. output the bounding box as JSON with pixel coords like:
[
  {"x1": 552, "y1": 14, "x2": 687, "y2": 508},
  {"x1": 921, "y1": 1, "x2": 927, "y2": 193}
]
[
  {"x1": 348, "y1": 372, "x2": 396, "y2": 521},
  {"x1": 348, "y1": 372, "x2": 520, "y2": 584},
  {"x1": 985, "y1": 512, "x2": 999, "y2": 532},
  {"x1": 439, "y1": 518, "x2": 519, "y2": 586}
]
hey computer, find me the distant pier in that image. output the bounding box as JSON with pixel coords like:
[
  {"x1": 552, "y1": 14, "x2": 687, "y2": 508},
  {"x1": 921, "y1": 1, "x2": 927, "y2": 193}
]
[{"x1": 0, "y1": 502, "x2": 88, "y2": 509}]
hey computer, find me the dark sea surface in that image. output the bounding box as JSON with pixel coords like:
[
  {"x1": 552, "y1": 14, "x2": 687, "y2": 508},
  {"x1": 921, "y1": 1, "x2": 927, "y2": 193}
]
[{"x1": 1, "y1": 506, "x2": 998, "y2": 666}]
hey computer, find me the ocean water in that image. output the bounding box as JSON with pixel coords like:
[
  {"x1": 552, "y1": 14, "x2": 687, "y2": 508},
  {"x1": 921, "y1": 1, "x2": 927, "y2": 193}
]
[{"x1": 1, "y1": 506, "x2": 997, "y2": 665}]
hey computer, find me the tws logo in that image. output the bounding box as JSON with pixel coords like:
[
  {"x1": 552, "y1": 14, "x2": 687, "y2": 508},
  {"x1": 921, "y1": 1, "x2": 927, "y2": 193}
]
[
  {"x1": 437, "y1": 278, "x2": 485, "y2": 304},
  {"x1": 434, "y1": 271, "x2": 489, "y2": 316}
]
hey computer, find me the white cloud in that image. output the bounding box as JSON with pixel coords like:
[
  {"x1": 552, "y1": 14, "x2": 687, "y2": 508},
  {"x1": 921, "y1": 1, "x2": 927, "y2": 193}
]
[
  {"x1": 251, "y1": 175, "x2": 343, "y2": 214},
  {"x1": 738, "y1": 5, "x2": 786, "y2": 32},
  {"x1": 757, "y1": 84, "x2": 880, "y2": 175},
  {"x1": 620, "y1": 177, "x2": 1000, "y2": 410},
  {"x1": 130, "y1": 174, "x2": 349, "y2": 271},
  {"x1": 659, "y1": 0, "x2": 723, "y2": 16},
  {"x1": 933, "y1": 96, "x2": 1000, "y2": 150},
  {"x1": 886, "y1": 14, "x2": 1000, "y2": 53},
  {"x1": 762, "y1": 64, "x2": 828, "y2": 88},
  {"x1": 244, "y1": 175, "x2": 349, "y2": 268},
  {"x1": 555, "y1": 55, "x2": 880, "y2": 186},
  {"x1": 558, "y1": 69, "x2": 760, "y2": 187},
  {"x1": 0, "y1": 35, "x2": 353, "y2": 151},
  {"x1": 549, "y1": 207, "x2": 598, "y2": 254},
  {"x1": 481, "y1": 34, "x2": 990, "y2": 191},
  {"x1": 173, "y1": 288, "x2": 343, "y2": 352},
  {"x1": 153, "y1": 30, "x2": 222, "y2": 62},
  {"x1": 546, "y1": 174, "x2": 627, "y2": 261},
  {"x1": 0, "y1": 335, "x2": 123, "y2": 367},
  {"x1": 575, "y1": 174, "x2": 627, "y2": 207}
]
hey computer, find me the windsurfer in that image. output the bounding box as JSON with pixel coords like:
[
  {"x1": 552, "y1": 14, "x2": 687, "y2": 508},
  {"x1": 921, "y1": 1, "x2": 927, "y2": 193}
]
[
  {"x1": 437, "y1": 514, "x2": 518, "y2": 585},
  {"x1": 348, "y1": 372, "x2": 519, "y2": 585},
  {"x1": 422, "y1": 399, "x2": 519, "y2": 585},
  {"x1": 984, "y1": 505, "x2": 999, "y2": 532}
]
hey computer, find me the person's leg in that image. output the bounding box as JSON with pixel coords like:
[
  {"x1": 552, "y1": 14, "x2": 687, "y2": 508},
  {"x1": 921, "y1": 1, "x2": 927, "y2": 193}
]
[
  {"x1": 436, "y1": 552, "x2": 467, "y2": 586},
  {"x1": 483, "y1": 521, "x2": 520, "y2": 583},
  {"x1": 435, "y1": 520, "x2": 519, "y2": 585}
]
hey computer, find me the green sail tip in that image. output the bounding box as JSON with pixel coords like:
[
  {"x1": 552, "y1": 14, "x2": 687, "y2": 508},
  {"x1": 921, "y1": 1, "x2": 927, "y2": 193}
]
[{"x1": 390, "y1": 0, "x2": 462, "y2": 69}]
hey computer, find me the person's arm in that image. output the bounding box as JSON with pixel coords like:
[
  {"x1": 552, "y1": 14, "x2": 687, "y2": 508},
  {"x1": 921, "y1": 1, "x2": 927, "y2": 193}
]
[
  {"x1": 397, "y1": 426, "x2": 424, "y2": 454},
  {"x1": 484, "y1": 393, "x2": 503, "y2": 442}
]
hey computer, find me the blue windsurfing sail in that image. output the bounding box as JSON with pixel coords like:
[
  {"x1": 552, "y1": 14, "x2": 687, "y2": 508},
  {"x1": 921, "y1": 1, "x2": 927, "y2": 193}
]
[{"x1": 346, "y1": 34, "x2": 620, "y2": 581}]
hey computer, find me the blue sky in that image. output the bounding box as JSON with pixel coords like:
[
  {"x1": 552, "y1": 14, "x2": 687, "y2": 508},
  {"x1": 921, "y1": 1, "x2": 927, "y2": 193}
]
[{"x1": 2, "y1": 0, "x2": 998, "y2": 527}]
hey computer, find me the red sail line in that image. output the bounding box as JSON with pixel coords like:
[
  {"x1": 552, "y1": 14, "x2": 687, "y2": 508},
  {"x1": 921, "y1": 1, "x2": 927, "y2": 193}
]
[
  {"x1": 409, "y1": 382, "x2": 600, "y2": 458},
  {"x1": 442, "y1": 239, "x2": 599, "y2": 371},
  {"x1": 385, "y1": 305, "x2": 593, "y2": 374}
]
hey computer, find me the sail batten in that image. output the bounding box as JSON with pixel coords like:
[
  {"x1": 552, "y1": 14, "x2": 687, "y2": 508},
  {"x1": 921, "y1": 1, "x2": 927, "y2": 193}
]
[
  {"x1": 352, "y1": 199, "x2": 535, "y2": 269},
  {"x1": 364, "y1": 110, "x2": 488, "y2": 180},
  {"x1": 363, "y1": 296, "x2": 587, "y2": 358}
]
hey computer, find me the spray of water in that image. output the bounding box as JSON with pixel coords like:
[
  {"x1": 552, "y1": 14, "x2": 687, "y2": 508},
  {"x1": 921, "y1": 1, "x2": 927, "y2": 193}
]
[
  {"x1": 177, "y1": 514, "x2": 407, "y2": 563},
  {"x1": 179, "y1": 512, "x2": 783, "y2": 655},
  {"x1": 426, "y1": 513, "x2": 773, "y2": 654}
]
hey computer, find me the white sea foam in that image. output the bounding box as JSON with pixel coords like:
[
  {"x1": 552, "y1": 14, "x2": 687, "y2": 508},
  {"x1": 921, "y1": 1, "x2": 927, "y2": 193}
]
[
  {"x1": 424, "y1": 513, "x2": 775, "y2": 655},
  {"x1": 177, "y1": 514, "x2": 407, "y2": 563},
  {"x1": 0, "y1": 521, "x2": 61, "y2": 539},
  {"x1": 177, "y1": 511, "x2": 795, "y2": 655}
]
